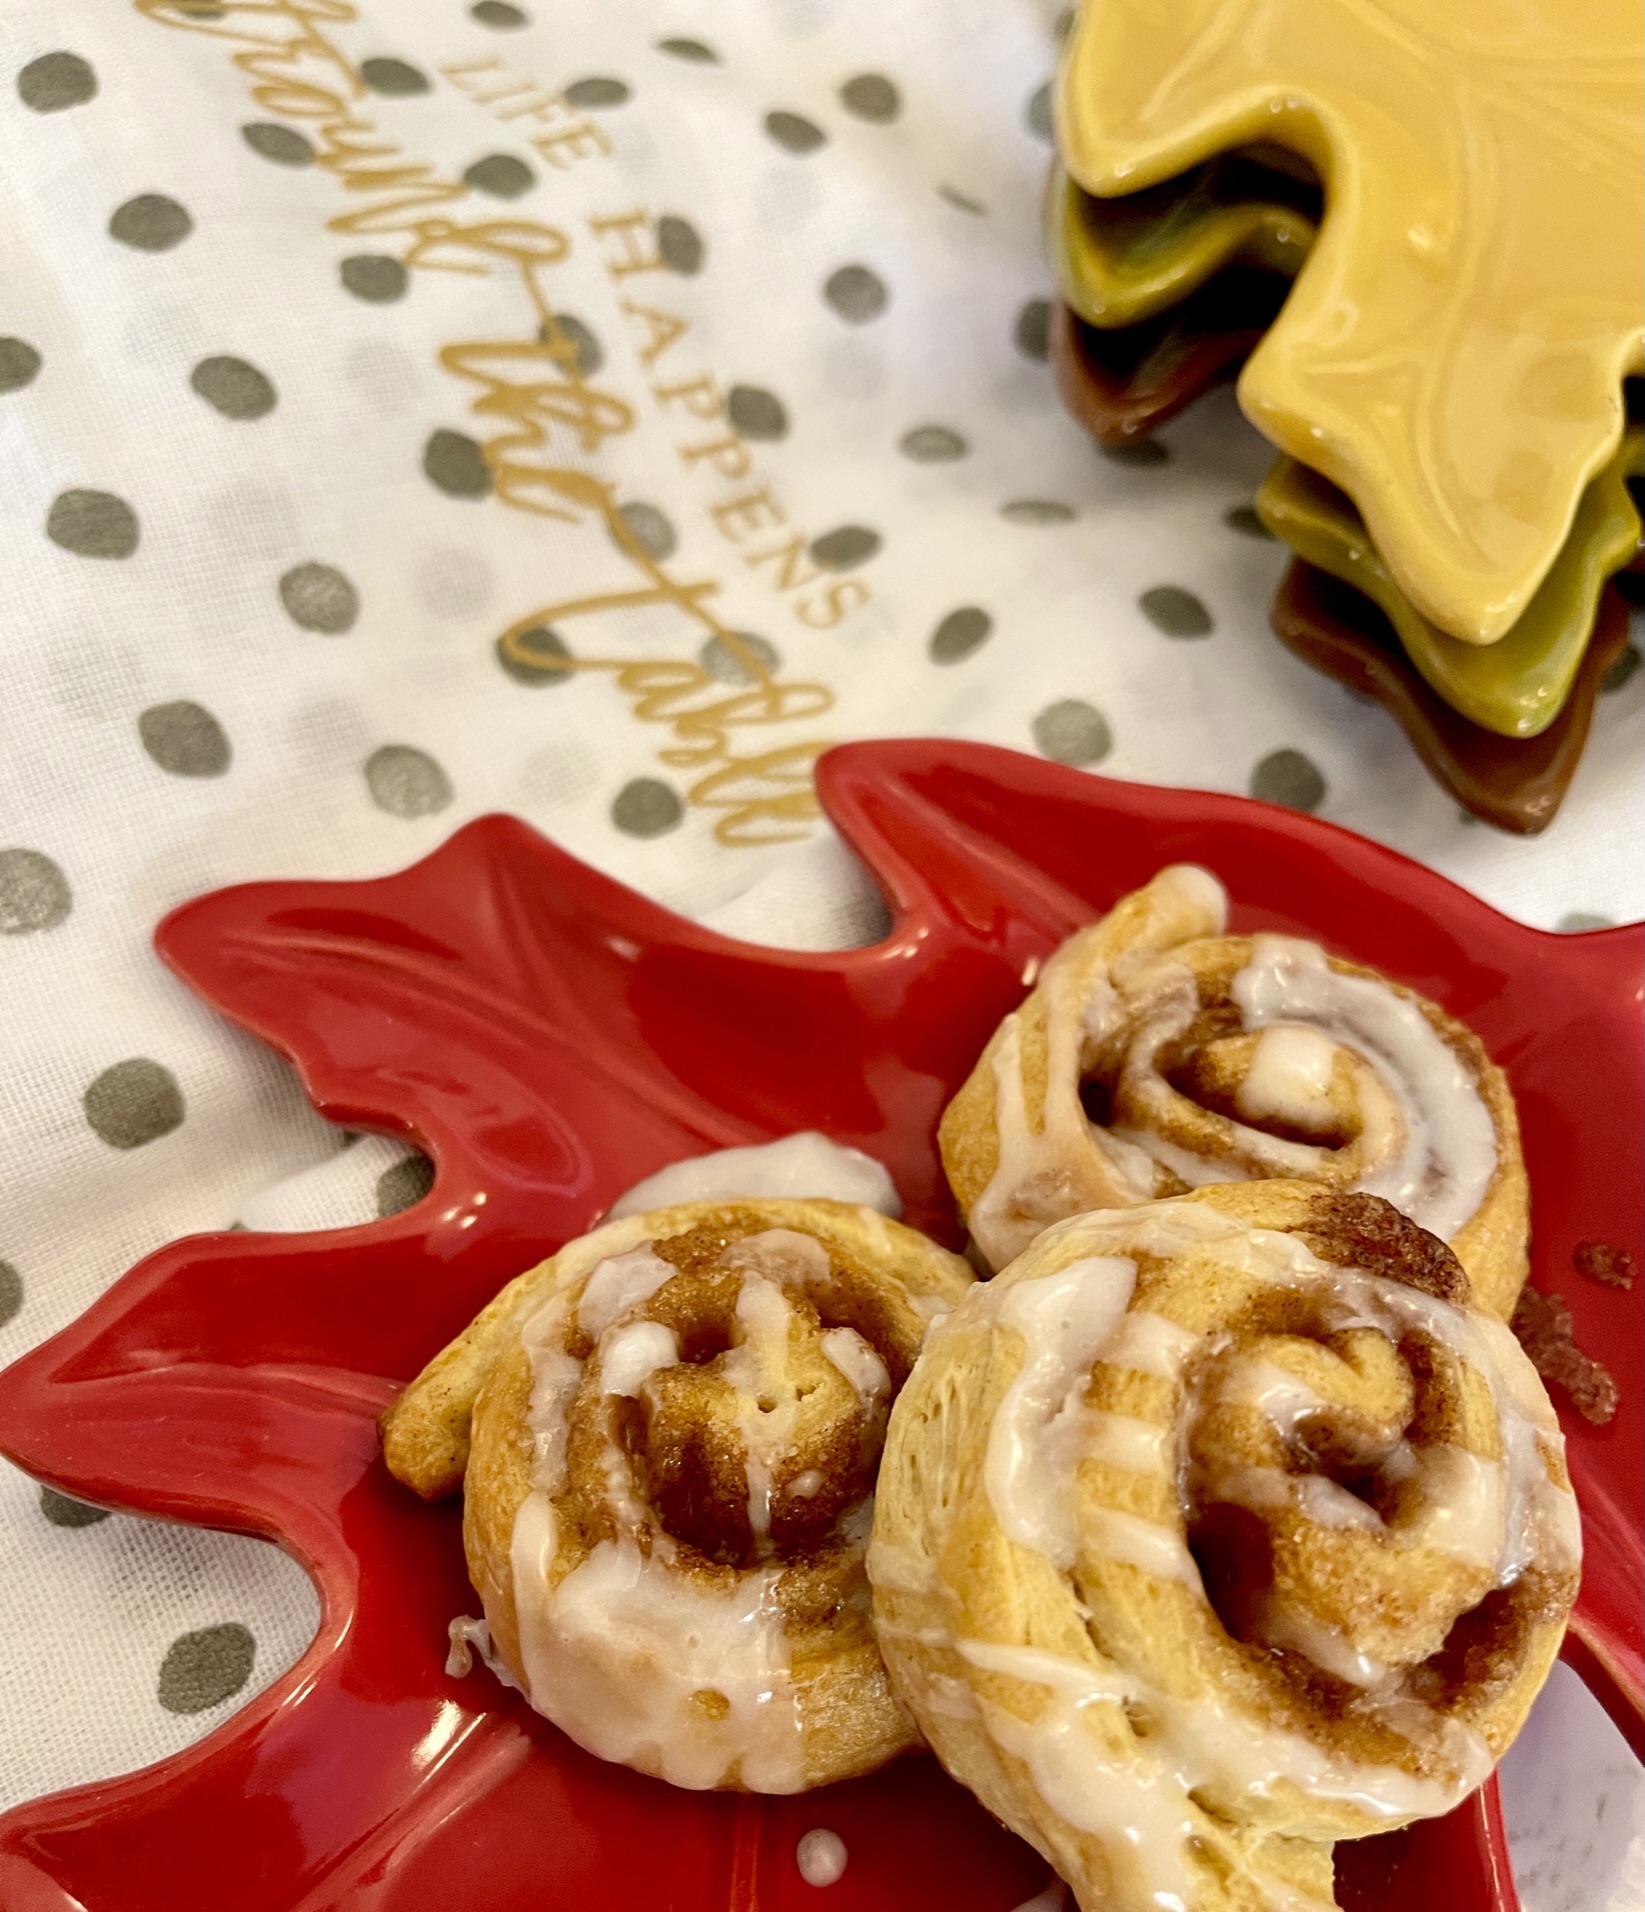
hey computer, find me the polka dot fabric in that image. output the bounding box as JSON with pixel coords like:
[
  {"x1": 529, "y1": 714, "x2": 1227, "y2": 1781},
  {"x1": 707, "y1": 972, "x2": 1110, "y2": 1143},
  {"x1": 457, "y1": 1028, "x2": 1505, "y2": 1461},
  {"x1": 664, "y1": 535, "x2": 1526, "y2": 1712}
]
[{"x1": 0, "y1": 0, "x2": 1639, "y2": 1883}]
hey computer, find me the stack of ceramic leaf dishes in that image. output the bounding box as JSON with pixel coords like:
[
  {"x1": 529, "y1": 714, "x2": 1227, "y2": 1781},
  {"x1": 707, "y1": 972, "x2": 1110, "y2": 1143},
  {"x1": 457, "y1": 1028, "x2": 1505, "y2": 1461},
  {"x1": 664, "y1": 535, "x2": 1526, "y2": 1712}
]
[{"x1": 1048, "y1": 0, "x2": 1645, "y2": 832}]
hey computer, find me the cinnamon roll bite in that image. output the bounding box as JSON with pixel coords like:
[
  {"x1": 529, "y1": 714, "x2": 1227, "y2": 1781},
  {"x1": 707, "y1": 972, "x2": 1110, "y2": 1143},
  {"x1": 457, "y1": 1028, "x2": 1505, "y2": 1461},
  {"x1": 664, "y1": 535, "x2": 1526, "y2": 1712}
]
[
  {"x1": 870, "y1": 1183, "x2": 1580, "y2": 1912},
  {"x1": 382, "y1": 1198, "x2": 972, "y2": 1791},
  {"x1": 939, "y1": 865, "x2": 1528, "y2": 1317}
]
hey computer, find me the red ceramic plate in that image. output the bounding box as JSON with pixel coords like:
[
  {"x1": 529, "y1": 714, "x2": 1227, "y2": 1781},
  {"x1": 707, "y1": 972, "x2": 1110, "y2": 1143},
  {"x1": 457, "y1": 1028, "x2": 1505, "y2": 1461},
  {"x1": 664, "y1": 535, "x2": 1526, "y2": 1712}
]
[{"x1": 0, "y1": 740, "x2": 1637, "y2": 1912}]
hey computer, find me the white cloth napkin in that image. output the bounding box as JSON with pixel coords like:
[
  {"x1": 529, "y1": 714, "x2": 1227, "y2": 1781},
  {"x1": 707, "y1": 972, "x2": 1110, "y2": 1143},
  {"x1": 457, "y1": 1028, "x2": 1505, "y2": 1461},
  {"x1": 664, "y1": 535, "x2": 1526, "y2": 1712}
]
[{"x1": 0, "y1": 2, "x2": 1638, "y2": 1901}]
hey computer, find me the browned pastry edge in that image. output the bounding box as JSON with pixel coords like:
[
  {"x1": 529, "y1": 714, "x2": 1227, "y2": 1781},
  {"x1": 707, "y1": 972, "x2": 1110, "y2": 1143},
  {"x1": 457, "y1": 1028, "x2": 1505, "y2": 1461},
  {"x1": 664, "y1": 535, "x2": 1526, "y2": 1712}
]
[{"x1": 1271, "y1": 562, "x2": 1630, "y2": 834}]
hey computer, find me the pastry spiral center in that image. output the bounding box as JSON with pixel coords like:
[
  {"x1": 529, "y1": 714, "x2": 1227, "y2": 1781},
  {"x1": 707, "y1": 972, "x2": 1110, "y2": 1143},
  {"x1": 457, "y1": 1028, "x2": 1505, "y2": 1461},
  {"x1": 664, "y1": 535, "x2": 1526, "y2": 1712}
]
[{"x1": 565, "y1": 1228, "x2": 909, "y2": 1570}]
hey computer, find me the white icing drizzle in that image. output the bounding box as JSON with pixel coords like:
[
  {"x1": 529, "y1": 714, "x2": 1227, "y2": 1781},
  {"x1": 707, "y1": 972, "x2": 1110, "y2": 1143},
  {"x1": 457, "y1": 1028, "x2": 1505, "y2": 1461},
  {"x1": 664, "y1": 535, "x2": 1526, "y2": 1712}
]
[
  {"x1": 1084, "y1": 1409, "x2": 1171, "y2": 1475},
  {"x1": 1236, "y1": 1024, "x2": 1341, "y2": 1135},
  {"x1": 865, "y1": 1535, "x2": 937, "y2": 1597},
  {"x1": 1257, "y1": 1601, "x2": 1389, "y2": 1689},
  {"x1": 794, "y1": 1828, "x2": 849, "y2": 1887},
  {"x1": 722, "y1": 1272, "x2": 802, "y2": 1545},
  {"x1": 1010, "y1": 1885, "x2": 1068, "y2": 1912},
  {"x1": 509, "y1": 1492, "x2": 806, "y2": 1792},
  {"x1": 967, "y1": 1647, "x2": 1199, "y2": 1912},
  {"x1": 577, "y1": 1245, "x2": 674, "y2": 1338},
  {"x1": 504, "y1": 1220, "x2": 920, "y2": 1792},
  {"x1": 1231, "y1": 935, "x2": 1499, "y2": 1242},
  {"x1": 1084, "y1": 1508, "x2": 1202, "y2": 1587},
  {"x1": 600, "y1": 1319, "x2": 679, "y2": 1397},
  {"x1": 820, "y1": 1325, "x2": 890, "y2": 1400},
  {"x1": 983, "y1": 1256, "x2": 1139, "y2": 1568},
  {"x1": 966, "y1": 870, "x2": 1502, "y2": 1270},
  {"x1": 939, "y1": 1211, "x2": 1581, "y2": 1903},
  {"x1": 608, "y1": 1131, "x2": 901, "y2": 1219},
  {"x1": 968, "y1": 867, "x2": 1227, "y2": 1267},
  {"x1": 1100, "y1": 1308, "x2": 1199, "y2": 1380},
  {"x1": 446, "y1": 1614, "x2": 511, "y2": 1685}
]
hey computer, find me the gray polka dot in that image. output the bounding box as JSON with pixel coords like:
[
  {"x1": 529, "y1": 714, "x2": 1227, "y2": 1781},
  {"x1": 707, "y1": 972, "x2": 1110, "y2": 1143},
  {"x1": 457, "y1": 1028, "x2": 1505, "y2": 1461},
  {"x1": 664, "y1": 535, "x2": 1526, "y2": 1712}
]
[
  {"x1": 0, "y1": 1261, "x2": 20, "y2": 1328},
  {"x1": 1025, "y1": 80, "x2": 1053, "y2": 141},
  {"x1": 191, "y1": 356, "x2": 277, "y2": 421},
  {"x1": 463, "y1": 154, "x2": 535, "y2": 198},
  {"x1": 824, "y1": 264, "x2": 888, "y2": 323},
  {"x1": 545, "y1": 313, "x2": 602, "y2": 376},
  {"x1": 612, "y1": 778, "x2": 683, "y2": 838},
  {"x1": 1139, "y1": 585, "x2": 1213, "y2": 638},
  {"x1": 1224, "y1": 503, "x2": 1274, "y2": 540},
  {"x1": 1033, "y1": 699, "x2": 1112, "y2": 766},
  {"x1": 614, "y1": 500, "x2": 677, "y2": 561},
  {"x1": 0, "y1": 338, "x2": 42, "y2": 393},
  {"x1": 809, "y1": 524, "x2": 881, "y2": 570},
  {"x1": 840, "y1": 73, "x2": 899, "y2": 122},
  {"x1": 365, "y1": 745, "x2": 454, "y2": 819},
  {"x1": 84, "y1": 1058, "x2": 185, "y2": 1150},
  {"x1": 565, "y1": 76, "x2": 630, "y2": 107},
  {"x1": 0, "y1": 848, "x2": 71, "y2": 934},
  {"x1": 937, "y1": 185, "x2": 986, "y2": 216},
  {"x1": 728, "y1": 385, "x2": 788, "y2": 441},
  {"x1": 376, "y1": 1152, "x2": 435, "y2": 1217},
  {"x1": 1001, "y1": 499, "x2": 1074, "y2": 525},
  {"x1": 658, "y1": 215, "x2": 705, "y2": 274},
  {"x1": 1252, "y1": 748, "x2": 1327, "y2": 813},
  {"x1": 339, "y1": 254, "x2": 408, "y2": 302},
  {"x1": 423, "y1": 429, "x2": 491, "y2": 499},
  {"x1": 158, "y1": 1622, "x2": 255, "y2": 1714},
  {"x1": 1556, "y1": 910, "x2": 1614, "y2": 932},
  {"x1": 496, "y1": 624, "x2": 574, "y2": 686},
  {"x1": 40, "y1": 1486, "x2": 110, "y2": 1527},
  {"x1": 360, "y1": 57, "x2": 430, "y2": 96},
  {"x1": 472, "y1": 0, "x2": 527, "y2": 23},
  {"x1": 1600, "y1": 643, "x2": 1640, "y2": 694},
  {"x1": 657, "y1": 36, "x2": 718, "y2": 62},
  {"x1": 700, "y1": 632, "x2": 780, "y2": 685},
  {"x1": 1102, "y1": 438, "x2": 1171, "y2": 468},
  {"x1": 242, "y1": 122, "x2": 314, "y2": 166},
  {"x1": 1014, "y1": 299, "x2": 1050, "y2": 360},
  {"x1": 139, "y1": 702, "x2": 232, "y2": 778},
  {"x1": 47, "y1": 490, "x2": 138, "y2": 559},
  {"x1": 900, "y1": 424, "x2": 967, "y2": 462},
  {"x1": 108, "y1": 193, "x2": 192, "y2": 252},
  {"x1": 17, "y1": 52, "x2": 96, "y2": 112},
  {"x1": 930, "y1": 607, "x2": 992, "y2": 664},
  {"x1": 765, "y1": 110, "x2": 826, "y2": 154},
  {"x1": 279, "y1": 562, "x2": 359, "y2": 634}
]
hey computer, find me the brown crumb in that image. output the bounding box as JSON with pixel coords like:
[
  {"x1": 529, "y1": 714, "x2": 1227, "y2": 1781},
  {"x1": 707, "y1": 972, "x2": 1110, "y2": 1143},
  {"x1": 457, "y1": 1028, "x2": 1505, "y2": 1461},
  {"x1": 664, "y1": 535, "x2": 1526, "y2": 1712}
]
[
  {"x1": 1573, "y1": 1239, "x2": 1636, "y2": 1290},
  {"x1": 1511, "y1": 1286, "x2": 1620, "y2": 1427}
]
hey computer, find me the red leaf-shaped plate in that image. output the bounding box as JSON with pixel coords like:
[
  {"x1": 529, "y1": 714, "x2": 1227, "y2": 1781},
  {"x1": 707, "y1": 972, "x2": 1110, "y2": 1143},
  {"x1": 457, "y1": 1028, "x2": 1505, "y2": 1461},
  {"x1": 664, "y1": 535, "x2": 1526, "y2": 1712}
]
[{"x1": 0, "y1": 740, "x2": 1637, "y2": 1912}]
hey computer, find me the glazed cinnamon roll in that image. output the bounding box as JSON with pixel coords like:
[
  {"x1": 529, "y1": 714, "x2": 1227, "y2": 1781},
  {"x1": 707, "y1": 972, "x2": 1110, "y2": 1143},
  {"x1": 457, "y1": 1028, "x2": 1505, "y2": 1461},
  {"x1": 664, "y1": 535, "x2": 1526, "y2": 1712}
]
[
  {"x1": 382, "y1": 1198, "x2": 972, "y2": 1791},
  {"x1": 939, "y1": 866, "x2": 1528, "y2": 1317},
  {"x1": 870, "y1": 1183, "x2": 1580, "y2": 1912}
]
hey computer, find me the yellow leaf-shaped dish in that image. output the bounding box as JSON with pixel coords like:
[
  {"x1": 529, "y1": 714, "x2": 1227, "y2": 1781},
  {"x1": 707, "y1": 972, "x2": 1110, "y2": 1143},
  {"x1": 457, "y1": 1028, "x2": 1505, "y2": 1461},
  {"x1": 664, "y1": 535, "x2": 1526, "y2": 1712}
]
[
  {"x1": 1059, "y1": 0, "x2": 1645, "y2": 645},
  {"x1": 1257, "y1": 431, "x2": 1642, "y2": 737},
  {"x1": 1047, "y1": 156, "x2": 1317, "y2": 331}
]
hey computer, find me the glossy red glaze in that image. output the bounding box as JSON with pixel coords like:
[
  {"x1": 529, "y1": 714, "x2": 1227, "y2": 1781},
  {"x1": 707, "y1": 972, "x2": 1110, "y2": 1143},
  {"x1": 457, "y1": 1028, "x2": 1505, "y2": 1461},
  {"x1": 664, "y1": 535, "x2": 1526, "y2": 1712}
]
[{"x1": 0, "y1": 739, "x2": 1637, "y2": 1912}]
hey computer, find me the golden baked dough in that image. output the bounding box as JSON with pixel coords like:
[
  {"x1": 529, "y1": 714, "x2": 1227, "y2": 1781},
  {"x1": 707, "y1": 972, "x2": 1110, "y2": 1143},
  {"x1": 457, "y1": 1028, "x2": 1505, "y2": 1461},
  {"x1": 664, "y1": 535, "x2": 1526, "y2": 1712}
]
[
  {"x1": 939, "y1": 865, "x2": 1528, "y2": 1317},
  {"x1": 870, "y1": 1183, "x2": 1580, "y2": 1912},
  {"x1": 382, "y1": 1197, "x2": 972, "y2": 1791}
]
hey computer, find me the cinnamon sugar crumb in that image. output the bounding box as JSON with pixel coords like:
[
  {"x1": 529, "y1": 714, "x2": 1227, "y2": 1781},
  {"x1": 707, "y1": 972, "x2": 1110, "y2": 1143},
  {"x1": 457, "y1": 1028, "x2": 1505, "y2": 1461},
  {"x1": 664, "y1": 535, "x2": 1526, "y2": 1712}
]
[
  {"x1": 1573, "y1": 1240, "x2": 1636, "y2": 1290},
  {"x1": 1511, "y1": 1287, "x2": 1620, "y2": 1427}
]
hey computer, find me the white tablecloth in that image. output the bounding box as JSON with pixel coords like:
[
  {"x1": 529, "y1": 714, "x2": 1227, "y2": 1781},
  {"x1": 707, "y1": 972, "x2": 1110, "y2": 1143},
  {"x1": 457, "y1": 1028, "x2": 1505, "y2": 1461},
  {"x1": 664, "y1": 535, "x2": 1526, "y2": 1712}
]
[{"x1": 0, "y1": 1, "x2": 1638, "y2": 1901}]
